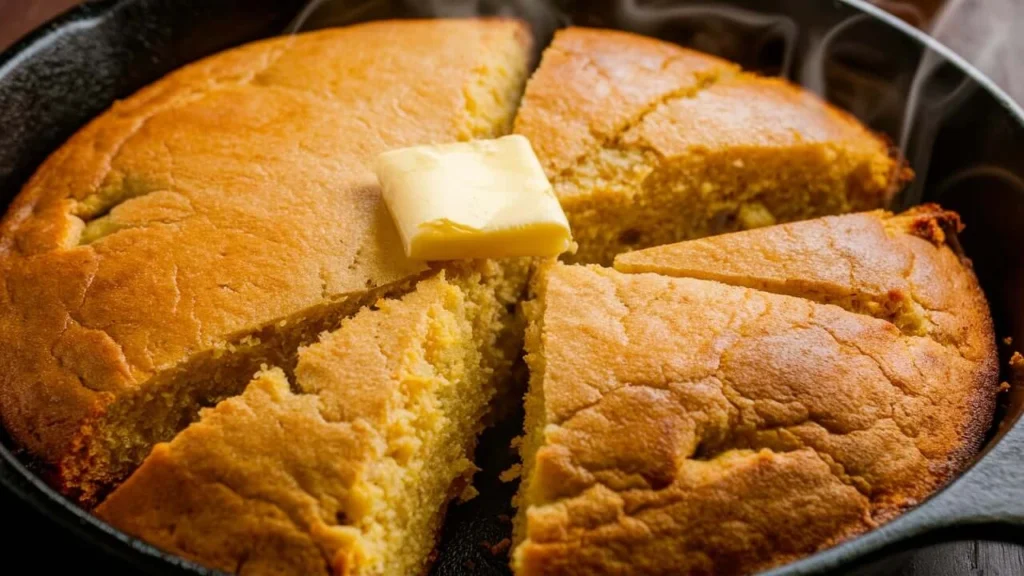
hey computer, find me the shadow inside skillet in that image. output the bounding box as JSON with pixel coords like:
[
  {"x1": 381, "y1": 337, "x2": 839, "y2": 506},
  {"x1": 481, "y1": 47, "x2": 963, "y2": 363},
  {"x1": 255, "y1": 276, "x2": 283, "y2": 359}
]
[{"x1": 0, "y1": 1, "x2": 1022, "y2": 575}]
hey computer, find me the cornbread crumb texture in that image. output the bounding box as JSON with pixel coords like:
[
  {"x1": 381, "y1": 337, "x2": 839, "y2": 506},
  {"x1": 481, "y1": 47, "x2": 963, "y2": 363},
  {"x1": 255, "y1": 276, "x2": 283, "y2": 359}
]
[
  {"x1": 0, "y1": 19, "x2": 533, "y2": 502},
  {"x1": 97, "y1": 271, "x2": 519, "y2": 576},
  {"x1": 513, "y1": 207, "x2": 997, "y2": 575},
  {"x1": 515, "y1": 27, "x2": 911, "y2": 265}
]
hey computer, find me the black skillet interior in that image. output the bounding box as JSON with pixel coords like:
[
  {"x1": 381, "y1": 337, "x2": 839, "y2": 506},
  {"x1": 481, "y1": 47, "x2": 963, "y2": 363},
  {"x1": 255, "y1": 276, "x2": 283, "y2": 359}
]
[{"x1": 0, "y1": 1, "x2": 1022, "y2": 575}]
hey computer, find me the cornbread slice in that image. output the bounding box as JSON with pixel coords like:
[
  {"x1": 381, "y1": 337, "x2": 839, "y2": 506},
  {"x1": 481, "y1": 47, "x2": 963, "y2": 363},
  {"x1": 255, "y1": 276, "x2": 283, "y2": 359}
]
[
  {"x1": 0, "y1": 19, "x2": 532, "y2": 503},
  {"x1": 514, "y1": 27, "x2": 911, "y2": 265},
  {"x1": 513, "y1": 209, "x2": 996, "y2": 575},
  {"x1": 97, "y1": 268, "x2": 522, "y2": 576},
  {"x1": 615, "y1": 204, "x2": 993, "y2": 361}
]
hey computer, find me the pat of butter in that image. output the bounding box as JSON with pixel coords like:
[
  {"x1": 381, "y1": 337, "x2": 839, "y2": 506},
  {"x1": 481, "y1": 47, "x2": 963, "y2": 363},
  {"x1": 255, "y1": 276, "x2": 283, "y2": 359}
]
[{"x1": 374, "y1": 135, "x2": 572, "y2": 261}]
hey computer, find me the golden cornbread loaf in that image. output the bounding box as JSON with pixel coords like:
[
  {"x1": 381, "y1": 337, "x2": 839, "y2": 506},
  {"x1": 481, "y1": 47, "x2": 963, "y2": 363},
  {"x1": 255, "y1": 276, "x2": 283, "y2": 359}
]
[
  {"x1": 514, "y1": 27, "x2": 912, "y2": 265},
  {"x1": 513, "y1": 207, "x2": 997, "y2": 575},
  {"x1": 0, "y1": 19, "x2": 533, "y2": 503},
  {"x1": 98, "y1": 266, "x2": 527, "y2": 576}
]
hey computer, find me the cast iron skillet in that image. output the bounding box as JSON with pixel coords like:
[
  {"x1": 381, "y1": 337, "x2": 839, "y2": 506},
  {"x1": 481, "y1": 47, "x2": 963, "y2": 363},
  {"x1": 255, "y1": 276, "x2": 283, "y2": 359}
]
[{"x1": 0, "y1": 1, "x2": 1022, "y2": 574}]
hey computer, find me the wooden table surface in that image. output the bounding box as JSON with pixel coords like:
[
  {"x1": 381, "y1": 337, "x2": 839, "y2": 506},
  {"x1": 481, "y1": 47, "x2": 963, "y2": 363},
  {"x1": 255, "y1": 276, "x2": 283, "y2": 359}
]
[{"x1": 0, "y1": 1, "x2": 1021, "y2": 575}]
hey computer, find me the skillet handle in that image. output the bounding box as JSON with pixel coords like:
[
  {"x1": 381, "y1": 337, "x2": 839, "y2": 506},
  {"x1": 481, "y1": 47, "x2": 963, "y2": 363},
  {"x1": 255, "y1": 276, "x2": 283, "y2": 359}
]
[{"x1": 763, "y1": 416, "x2": 1024, "y2": 576}]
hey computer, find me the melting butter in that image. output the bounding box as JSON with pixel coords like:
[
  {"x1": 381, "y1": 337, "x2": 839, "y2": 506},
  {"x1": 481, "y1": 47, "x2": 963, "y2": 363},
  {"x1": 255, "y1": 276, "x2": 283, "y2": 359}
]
[{"x1": 374, "y1": 135, "x2": 572, "y2": 260}]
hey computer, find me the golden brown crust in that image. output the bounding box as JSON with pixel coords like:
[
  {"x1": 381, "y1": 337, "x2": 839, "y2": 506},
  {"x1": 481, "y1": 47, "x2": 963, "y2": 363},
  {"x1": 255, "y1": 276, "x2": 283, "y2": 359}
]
[
  {"x1": 614, "y1": 204, "x2": 996, "y2": 367},
  {"x1": 515, "y1": 26, "x2": 904, "y2": 190},
  {"x1": 626, "y1": 74, "x2": 892, "y2": 159},
  {"x1": 0, "y1": 19, "x2": 532, "y2": 496},
  {"x1": 515, "y1": 208, "x2": 997, "y2": 575},
  {"x1": 514, "y1": 27, "x2": 912, "y2": 265},
  {"x1": 512, "y1": 27, "x2": 738, "y2": 178}
]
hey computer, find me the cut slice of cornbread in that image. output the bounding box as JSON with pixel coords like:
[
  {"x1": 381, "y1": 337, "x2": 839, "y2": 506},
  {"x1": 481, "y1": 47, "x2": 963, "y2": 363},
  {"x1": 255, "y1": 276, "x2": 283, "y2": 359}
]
[
  {"x1": 97, "y1": 267, "x2": 525, "y2": 576},
  {"x1": 514, "y1": 27, "x2": 911, "y2": 265},
  {"x1": 614, "y1": 205, "x2": 993, "y2": 361},
  {"x1": 513, "y1": 208, "x2": 996, "y2": 575},
  {"x1": 0, "y1": 19, "x2": 533, "y2": 504}
]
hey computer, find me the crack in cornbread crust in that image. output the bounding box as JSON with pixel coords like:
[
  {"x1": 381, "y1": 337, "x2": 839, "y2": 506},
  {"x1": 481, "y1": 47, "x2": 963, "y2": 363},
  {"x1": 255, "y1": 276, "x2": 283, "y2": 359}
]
[
  {"x1": 515, "y1": 27, "x2": 912, "y2": 265},
  {"x1": 0, "y1": 19, "x2": 533, "y2": 503},
  {"x1": 513, "y1": 211, "x2": 997, "y2": 575},
  {"x1": 612, "y1": 205, "x2": 999, "y2": 490},
  {"x1": 98, "y1": 263, "x2": 531, "y2": 576},
  {"x1": 512, "y1": 27, "x2": 739, "y2": 180},
  {"x1": 1, "y1": 43, "x2": 290, "y2": 253}
]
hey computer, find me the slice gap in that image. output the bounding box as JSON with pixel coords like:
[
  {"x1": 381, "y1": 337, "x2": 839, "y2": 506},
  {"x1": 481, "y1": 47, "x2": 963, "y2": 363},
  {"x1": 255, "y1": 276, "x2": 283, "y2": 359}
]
[
  {"x1": 97, "y1": 263, "x2": 530, "y2": 575},
  {"x1": 65, "y1": 274, "x2": 429, "y2": 506}
]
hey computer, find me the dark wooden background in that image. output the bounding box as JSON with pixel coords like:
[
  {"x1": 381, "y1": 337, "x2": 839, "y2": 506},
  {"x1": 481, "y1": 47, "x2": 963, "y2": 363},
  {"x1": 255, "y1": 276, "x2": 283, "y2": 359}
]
[{"x1": 0, "y1": 0, "x2": 1022, "y2": 574}]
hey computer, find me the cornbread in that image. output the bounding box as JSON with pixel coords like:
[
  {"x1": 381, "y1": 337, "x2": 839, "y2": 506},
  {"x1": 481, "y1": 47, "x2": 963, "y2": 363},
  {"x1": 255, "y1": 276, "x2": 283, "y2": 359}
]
[
  {"x1": 374, "y1": 135, "x2": 572, "y2": 260},
  {"x1": 0, "y1": 19, "x2": 533, "y2": 504},
  {"x1": 514, "y1": 27, "x2": 912, "y2": 264},
  {"x1": 98, "y1": 268, "x2": 525, "y2": 575},
  {"x1": 0, "y1": 16, "x2": 1000, "y2": 576},
  {"x1": 513, "y1": 207, "x2": 997, "y2": 575}
]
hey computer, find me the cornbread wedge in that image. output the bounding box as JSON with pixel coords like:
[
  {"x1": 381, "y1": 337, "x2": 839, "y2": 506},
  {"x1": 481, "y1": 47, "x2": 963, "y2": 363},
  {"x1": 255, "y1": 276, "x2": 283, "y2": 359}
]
[
  {"x1": 514, "y1": 27, "x2": 912, "y2": 264},
  {"x1": 615, "y1": 204, "x2": 992, "y2": 358},
  {"x1": 0, "y1": 19, "x2": 532, "y2": 504},
  {"x1": 513, "y1": 207, "x2": 996, "y2": 575},
  {"x1": 98, "y1": 267, "x2": 526, "y2": 576}
]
